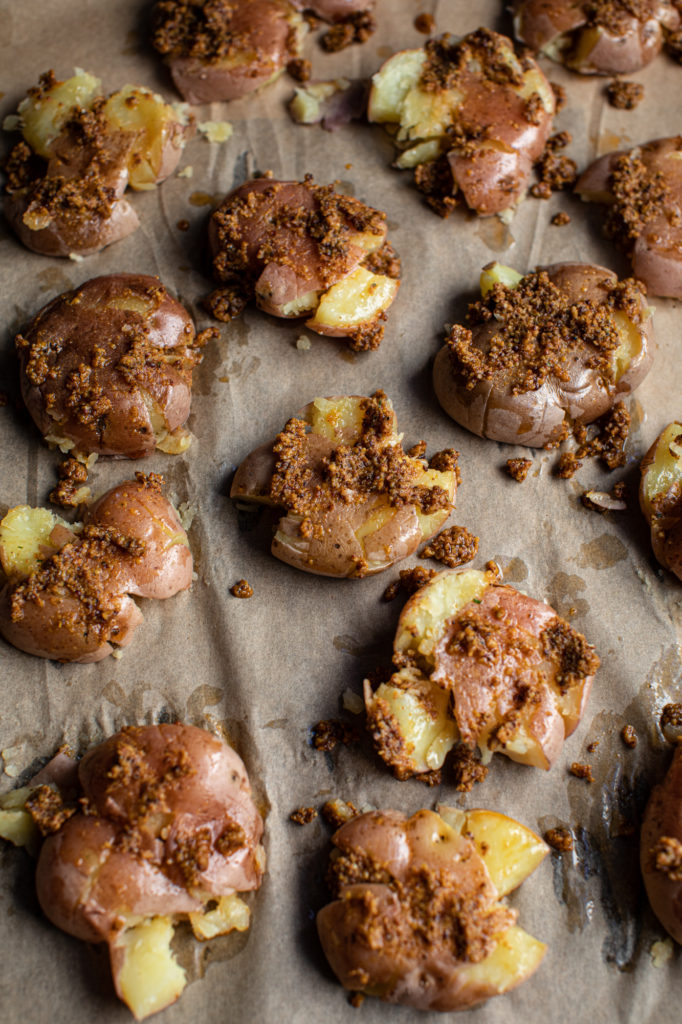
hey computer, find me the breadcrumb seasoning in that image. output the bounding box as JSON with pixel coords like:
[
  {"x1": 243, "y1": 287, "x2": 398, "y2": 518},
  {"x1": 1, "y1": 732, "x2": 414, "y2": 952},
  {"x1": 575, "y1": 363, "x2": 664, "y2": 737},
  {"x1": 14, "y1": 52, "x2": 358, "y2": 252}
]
[
  {"x1": 544, "y1": 826, "x2": 574, "y2": 852},
  {"x1": 290, "y1": 806, "x2": 318, "y2": 825},
  {"x1": 230, "y1": 579, "x2": 253, "y2": 598},
  {"x1": 312, "y1": 720, "x2": 359, "y2": 752},
  {"x1": 606, "y1": 80, "x2": 644, "y2": 109},
  {"x1": 383, "y1": 565, "x2": 437, "y2": 602},
  {"x1": 621, "y1": 724, "x2": 638, "y2": 748},
  {"x1": 420, "y1": 525, "x2": 479, "y2": 568},
  {"x1": 320, "y1": 11, "x2": 376, "y2": 52},
  {"x1": 506, "y1": 458, "x2": 532, "y2": 481},
  {"x1": 569, "y1": 762, "x2": 594, "y2": 782}
]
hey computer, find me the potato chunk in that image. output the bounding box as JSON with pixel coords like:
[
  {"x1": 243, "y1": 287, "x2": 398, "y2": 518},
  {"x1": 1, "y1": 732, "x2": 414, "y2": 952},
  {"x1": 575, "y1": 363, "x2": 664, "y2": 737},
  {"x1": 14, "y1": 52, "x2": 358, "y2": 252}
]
[
  {"x1": 111, "y1": 917, "x2": 187, "y2": 1021},
  {"x1": 640, "y1": 422, "x2": 682, "y2": 579}
]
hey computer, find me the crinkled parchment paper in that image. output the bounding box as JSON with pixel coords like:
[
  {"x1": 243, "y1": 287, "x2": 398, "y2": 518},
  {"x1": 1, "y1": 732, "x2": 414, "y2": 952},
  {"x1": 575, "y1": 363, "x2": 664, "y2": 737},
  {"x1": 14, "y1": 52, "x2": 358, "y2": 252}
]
[{"x1": 1, "y1": 1, "x2": 682, "y2": 1022}]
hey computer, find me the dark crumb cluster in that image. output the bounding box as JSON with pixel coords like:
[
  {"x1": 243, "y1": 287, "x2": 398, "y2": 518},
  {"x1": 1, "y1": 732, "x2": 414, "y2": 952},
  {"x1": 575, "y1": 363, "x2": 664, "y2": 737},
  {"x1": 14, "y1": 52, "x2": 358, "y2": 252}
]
[
  {"x1": 287, "y1": 57, "x2": 312, "y2": 82},
  {"x1": 556, "y1": 405, "x2": 631, "y2": 479},
  {"x1": 651, "y1": 835, "x2": 682, "y2": 880},
  {"x1": 49, "y1": 457, "x2": 89, "y2": 508},
  {"x1": 311, "y1": 719, "x2": 359, "y2": 752},
  {"x1": 531, "y1": 133, "x2": 577, "y2": 200},
  {"x1": 420, "y1": 525, "x2": 479, "y2": 568},
  {"x1": 290, "y1": 806, "x2": 317, "y2": 826},
  {"x1": 569, "y1": 762, "x2": 595, "y2": 782},
  {"x1": 383, "y1": 565, "x2": 437, "y2": 602},
  {"x1": 544, "y1": 826, "x2": 574, "y2": 852},
  {"x1": 506, "y1": 458, "x2": 533, "y2": 482},
  {"x1": 230, "y1": 579, "x2": 253, "y2": 598},
  {"x1": 451, "y1": 744, "x2": 488, "y2": 792},
  {"x1": 606, "y1": 80, "x2": 644, "y2": 109},
  {"x1": 320, "y1": 11, "x2": 376, "y2": 52},
  {"x1": 551, "y1": 211, "x2": 571, "y2": 226},
  {"x1": 621, "y1": 724, "x2": 638, "y2": 748}
]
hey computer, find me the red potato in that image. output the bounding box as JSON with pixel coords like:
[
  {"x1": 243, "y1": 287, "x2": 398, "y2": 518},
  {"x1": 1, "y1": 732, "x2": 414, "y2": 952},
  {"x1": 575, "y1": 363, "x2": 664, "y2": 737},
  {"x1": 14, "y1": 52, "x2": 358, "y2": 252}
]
[
  {"x1": 317, "y1": 807, "x2": 547, "y2": 1011},
  {"x1": 365, "y1": 568, "x2": 598, "y2": 778},
  {"x1": 433, "y1": 262, "x2": 654, "y2": 447},
  {"x1": 577, "y1": 137, "x2": 682, "y2": 300},
  {"x1": 0, "y1": 725, "x2": 264, "y2": 1020},
  {"x1": 641, "y1": 745, "x2": 682, "y2": 944},
  {"x1": 368, "y1": 28, "x2": 556, "y2": 217},
  {"x1": 208, "y1": 178, "x2": 400, "y2": 350},
  {"x1": 640, "y1": 422, "x2": 682, "y2": 579},
  {"x1": 231, "y1": 393, "x2": 457, "y2": 578},
  {"x1": 16, "y1": 274, "x2": 208, "y2": 459},
  {"x1": 4, "y1": 70, "x2": 188, "y2": 257},
  {"x1": 512, "y1": 0, "x2": 680, "y2": 75},
  {"x1": 0, "y1": 475, "x2": 192, "y2": 663}
]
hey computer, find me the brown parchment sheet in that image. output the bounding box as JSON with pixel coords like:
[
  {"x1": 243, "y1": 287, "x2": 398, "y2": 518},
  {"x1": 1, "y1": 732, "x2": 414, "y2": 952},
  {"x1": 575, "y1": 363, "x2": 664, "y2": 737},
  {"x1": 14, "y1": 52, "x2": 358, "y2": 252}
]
[{"x1": 1, "y1": 1, "x2": 682, "y2": 1021}]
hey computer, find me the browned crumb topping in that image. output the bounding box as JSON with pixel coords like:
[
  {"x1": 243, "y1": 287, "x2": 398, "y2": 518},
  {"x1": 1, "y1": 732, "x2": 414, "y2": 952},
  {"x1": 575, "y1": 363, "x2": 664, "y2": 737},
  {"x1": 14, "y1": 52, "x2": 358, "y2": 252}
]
[
  {"x1": 550, "y1": 81, "x2": 566, "y2": 112},
  {"x1": 363, "y1": 240, "x2": 401, "y2": 279},
  {"x1": 215, "y1": 820, "x2": 247, "y2": 854},
  {"x1": 421, "y1": 29, "x2": 523, "y2": 92},
  {"x1": 321, "y1": 798, "x2": 360, "y2": 828},
  {"x1": 349, "y1": 993, "x2": 365, "y2": 1009},
  {"x1": 569, "y1": 762, "x2": 595, "y2": 782},
  {"x1": 414, "y1": 155, "x2": 458, "y2": 218},
  {"x1": 451, "y1": 744, "x2": 488, "y2": 792},
  {"x1": 660, "y1": 703, "x2": 682, "y2": 731},
  {"x1": 171, "y1": 827, "x2": 213, "y2": 885},
  {"x1": 421, "y1": 525, "x2": 479, "y2": 568},
  {"x1": 204, "y1": 282, "x2": 249, "y2": 323},
  {"x1": 584, "y1": 0, "x2": 661, "y2": 33},
  {"x1": 429, "y1": 447, "x2": 460, "y2": 480},
  {"x1": 446, "y1": 611, "x2": 502, "y2": 663},
  {"x1": 49, "y1": 457, "x2": 89, "y2": 508},
  {"x1": 573, "y1": 402, "x2": 631, "y2": 469},
  {"x1": 230, "y1": 579, "x2": 254, "y2": 598},
  {"x1": 545, "y1": 826, "x2": 574, "y2": 852},
  {"x1": 621, "y1": 724, "x2": 638, "y2": 748},
  {"x1": 506, "y1": 458, "x2": 533, "y2": 482},
  {"x1": 651, "y1": 835, "x2": 682, "y2": 880},
  {"x1": 587, "y1": 740, "x2": 600, "y2": 753},
  {"x1": 290, "y1": 806, "x2": 318, "y2": 825},
  {"x1": 551, "y1": 211, "x2": 571, "y2": 226},
  {"x1": 320, "y1": 11, "x2": 376, "y2": 52},
  {"x1": 605, "y1": 152, "x2": 672, "y2": 251},
  {"x1": 556, "y1": 451, "x2": 582, "y2": 478},
  {"x1": 415, "y1": 12, "x2": 436, "y2": 33},
  {"x1": 151, "y1": 0, "x2": 298, "y2": 62},
  {"x1": 312, "y1": 719, "x2": 359, "y2": 752},
  {"x1": 541, "y1": 617, "x2": 600, "y2": 691},
  {"x1": 606, "y1": 80, "x2": 644, "y2": 110},
  {"x1": 176, "y1": 218, "x2": 190, "y2": 231},
  {"x1": 448, "y1": 271, "x2": 640, "y2": 395},
  {"x1": 287, "y1": 58, "x2": 312, "y2": 82},
  {"x1": 383, "y1": 565, "x2": 438, "y2": 602},
  {"x1": 25, "y1": 784, "x2": 76, "y2": 835},
  {"x1": 532, "y1": 133, "x2": 577, "y2": 199}
]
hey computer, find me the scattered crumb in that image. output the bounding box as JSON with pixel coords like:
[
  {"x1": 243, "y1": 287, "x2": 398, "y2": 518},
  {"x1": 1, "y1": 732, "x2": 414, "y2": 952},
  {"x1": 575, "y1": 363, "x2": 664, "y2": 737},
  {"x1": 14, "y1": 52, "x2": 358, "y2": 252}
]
[
  {"x1": 621, "y1": 724, "x2": 638, "y2": 748},
  {"x1": 290, "y1": 806, "x2": 317, "y2": 825},
  {"x1": 341, "y1": 689, "x2": 364, "y2": 714},
  {"x1": 176, "y1": 218, "x2": 190, "y2": 231},
  {"x1": 651, "y1": 938, "x2": 674, "y2": 967},
  {"x1": 506, "y1": 457, "x2": 533, "y2": 482},
  {"x1": 197, "y1": 120, "x2": 233, "y2": 143},
  {"x1": 569, "y1": 762, "x2": 594, "y2": 782},
  {"x1": 532, "y1": 132, "x2": 577, "y2": 199},
  {"x1": 320, "y1": 11, "x2": 376, "y2": 52},
  {"x1": 296, "y1": 335, "x2": 312, "y2": 351},
  {"x1": 230, "y1": 579, "x2": 253, "y2": 599},
  {"x1": 177, "y1": 165, "x2": 193, "y2": 178},
  {"x1": 414, "y1": 12, "x2": 435, "y2": 33},
  {"x1": 311, "y1": 719, "x2": 359, "y2": 751},
  {"x1": 382, "y1": 565, "x2": 437, "y2": 601},
  {"x1": 550, "y1": 81, "x2": 566, "y2": 112},
  {"x1": 420, "y1": 525, "x2": 479, "y2": 568},
  {"x1": 407, "y1": 440, "x2": 427, "y2": 459},
  {"x1": 287, "y1": 58, "x2": 312, "y2": 82},
  {"x1": 204, "y1": 283, "x2": 248, "y2": 323},
  {"x1": 418, "y1": 769, "x2": 443, "y2": 787},
  {"x1": 349, "y1": 993, "x2": 365, "y2": 1008},
  {"x1": 651, "y1": 835, "x2": 682, "y2": 880},
  {"x1": 451, "y1": 744, "x2": 488, "y2": 792},
  {"x1": 556, "y1": 451, "x2": 582, "y2": 478},
  {"x1": 68, "y1": 252, "x2": 84, "y2": 263},
  {"x1": 573, "y1": 403, "x2": 630, "y2": 470},
  {"x1": 551, "y1": 211, "x2": 571, "y2": 226},
  {"x1": 586, "y1": 740, "x2": 600, "y2": 754},
  {"x1": 321, "y1": 798, "x2": 360, "y2": 828},
  {"x1": 660, "y1": 703, "x2": 682, "y2": 737},
  {"x1": 545, "y1": 826, "x2": 574, "y2": 852},
  {"x1": 49, "y1": 457, "x2": 90, "y2": 508},
  {"x1": 606, "y1": 80, "x2": 644, "y2": 110}
]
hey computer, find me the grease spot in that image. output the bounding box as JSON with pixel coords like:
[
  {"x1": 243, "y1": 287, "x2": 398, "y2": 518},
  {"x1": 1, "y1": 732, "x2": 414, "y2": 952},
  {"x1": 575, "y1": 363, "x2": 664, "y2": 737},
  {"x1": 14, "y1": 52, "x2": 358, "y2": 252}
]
[
  {"x1": 186, "y1": 684, "x2": 223, "y2": 724},
  {"x1": 189, "y1": 191, "x2": 218, "y2": 207},
  {"x1": 496, "y1": 556, "x2": 527, "y2": 583},
  {"x1": 475, "y1": 217, "x2": 515, "y2": 252},
  {"x1": 547, "y1": 572, "x2": 589, "y2": 618},
  {"x1": 263, "y1": 719, "x2": 288, "y2": 730},
  {"x1": 575, "y1": 533, "x2": 627, "y2": 570}
]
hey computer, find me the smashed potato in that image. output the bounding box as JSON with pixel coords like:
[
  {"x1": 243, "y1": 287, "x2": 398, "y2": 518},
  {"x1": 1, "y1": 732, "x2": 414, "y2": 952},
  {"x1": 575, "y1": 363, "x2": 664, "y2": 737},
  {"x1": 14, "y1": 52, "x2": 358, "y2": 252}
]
[
  {"x1": 513, "y1": 0, "x2": 680, "y2": 75},
  {"x1": 0, "y1": 725, "x2": 264, "y2": 1020},
  {"x1": 368, "y1": 28, "x2": 555, "y2": 217},
  {"x1": 208, "y1": 176, "x2": 400, "y2": 350},
  {"x1": 640, "y1": 422, "x2": 682, "y2": 579},
  {"x1": 4, "y1": 69, "x2": 188, "y2": 257},
  {"x1": 433, "y1": 262, "x2": 654, "y2": 447},
  {"x1": 16, "y1": 274, "x2": 210, "y2": 459},
  {"x1": 576, "y1": 136, "x2": 682, "y2": 299},
  {"x1": 317, "y1": 807, "x2": 547, "y2": 1011},
  {"x1": 231, "y1": 392, "x2": 457, "y2": 578},
  {"x1": 0, "y1": 474, "x2": 192, "y2": 662},
  {"x1": 365, "y1": 568, "x2": 598, "y2": 777},
  {"x1": 641, "y1": 744, "x2": 682, "y2": 945}
]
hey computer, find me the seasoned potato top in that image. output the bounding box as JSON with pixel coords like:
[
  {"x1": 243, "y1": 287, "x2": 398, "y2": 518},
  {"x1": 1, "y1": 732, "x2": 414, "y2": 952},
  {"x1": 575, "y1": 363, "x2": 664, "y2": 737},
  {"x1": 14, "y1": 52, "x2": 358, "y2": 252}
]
[{"x1": 152, "y1": 0, "x2": 300, "y2": 64}]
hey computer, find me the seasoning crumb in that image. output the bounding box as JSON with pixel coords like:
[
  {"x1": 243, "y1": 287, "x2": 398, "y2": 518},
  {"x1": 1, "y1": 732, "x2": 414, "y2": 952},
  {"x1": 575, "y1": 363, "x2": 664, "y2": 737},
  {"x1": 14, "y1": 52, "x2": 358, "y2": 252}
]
[
  {"x1": 230, "y1": 579, "x2": 253, "y2": 599},
  {"x1": 550, "y1": 81, "x2": 566, "y2": 112},
  {"x1": 382, "y1": 565, "x2": 437, "y2": 601},
  {"x1": 349, "y1": 992, "x2": 365, "y2": 1008},
  {"x1": 176, "y1": 218, "x2": 190, "y2": 231},
  {"x1": 651, "y1": 835, "x2": 682, "y2": 880},
  {"x1": 556, "y1": 452, "x2": 582, "y2": 478},
  {"x1": 49, "y1": 457, "x2": 90, "y2": 509},
  {"x1": 551, "y1": 211, "x2": 571, "y2": 226},
  {"x1": 544, "y1": 826, "x2": 574, "y2": 852},
  {"x1": 414, "y1": 12, "x2": 435, "y2": 34},
  {"x1": 531, "y1": 132, "x2": 577, "y2": 199},
  {"x1": 420, "y1": 525, "x2": 479, "y2": 568},
  {"x1": 311, "y1": 719, "x2": 358, "y2": 751},
  {"x1": 290, "y1": 806, "x2": 317, "y2": 825},
  {"x1": 586, "y1": 740, "x2": 600, "y2": 754},
  {"x1": 320, "y1": 11, "x2": 376, "y2": 52},
  {"x1": 506, "y1": 457, "x2": 533, "y2": 482},
  {"x1": 660, "y1": 703, "x2": 682, "y2": 736},
  {"x1": 569, "y1": 762, "x2": 594, "y2": 782},
  {"x1": 451, "y1": 744, "x2": 488, "y2": 792},
  {"x1": 321, "y1": 798, "x2": 360, "y2": 828},
  {"x1": 606, "y1": 80, "x2": 644, "y2": 110},
  {"x1": 287, "y1": 58, "x2": 312, "y2": 82},
  {"x1": 418, "y1": 769, "x2": 443, "y2": 787},
  {"x1": 621, "y1": 724, "x2": 638, "y2": 748}
]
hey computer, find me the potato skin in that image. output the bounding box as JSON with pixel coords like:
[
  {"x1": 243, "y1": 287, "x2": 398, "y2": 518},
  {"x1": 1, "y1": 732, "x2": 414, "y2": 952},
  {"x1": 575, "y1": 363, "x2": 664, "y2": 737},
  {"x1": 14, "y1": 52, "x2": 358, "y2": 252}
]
[
  {"x1": 639, "y1": 425, "x2": 682, "y2": 579},
  {"x1": 4, "y1": 190, "x2": 140, "y2": 258},
  {"x1": 434, "y1": 263, "x2": 654, "y2": 447},
  {"x1": 36, "y1": 725, "x2": 264, "y2": 943},
  {"x1": 17, "y1": 274, "x2": 198, "y2": 458},
  {"x1": 641, "y1": 746, "x2": 682, "y2": 944}
]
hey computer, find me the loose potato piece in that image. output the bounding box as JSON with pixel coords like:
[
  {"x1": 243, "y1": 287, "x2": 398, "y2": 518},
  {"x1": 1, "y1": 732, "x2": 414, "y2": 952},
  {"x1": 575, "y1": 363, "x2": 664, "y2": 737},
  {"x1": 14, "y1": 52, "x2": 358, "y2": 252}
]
[
  {"x1": 368, "y1": 29, "x2": 555, "y2": 217},
  {"x1": 16, "y1": 274, "x2": 207, "y2": 459},
  {"x1": 365, "y1": 569, "x2": 598, "y2": 777},
  {"x1": 317, "y1": 807, "x2": 547, "y2": 1011},
  {"x1": 641, "y1": 745, "x2": 682, "y2": 944},
  {"x1": 512, "y1": 0, "x2": 680, "y2": 75},
  {"x1": 434, "y1": 262, "x2": 654, "y2": 447},
  {"x1": 208, "y1": 176, "x2": 400, "y2": 349},
  {"x1": 1, "y1": 725, "x2": 264, "y2": 1020},
  {"x1": 4, "y1": 70, "x2": 188, "y2": 257},
  {"x1": 0, "y1": 474, "x2": 192, "y2": 663},
  {"x1": 231, "y1": 392, "x2": 457, "y2": 578},
  {"x1": 577, "y1": 137, "x2": 682, "y2": 299},
  {"x1": 640, "y1": 422, "x2": 682, "y2": 579}
]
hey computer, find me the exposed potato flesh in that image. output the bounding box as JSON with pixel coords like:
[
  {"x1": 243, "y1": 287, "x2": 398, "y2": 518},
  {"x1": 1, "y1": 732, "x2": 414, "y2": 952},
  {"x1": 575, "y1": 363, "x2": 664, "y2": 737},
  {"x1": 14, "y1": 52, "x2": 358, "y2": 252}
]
[
  {"x1": 102, "y1": 87, "x2": 186, "y2": 190},
  {"x1": 307, "y1": 267, "x2": 399, "y2": 336},
  {"x1": 460, "y1": 810, "x2": 548, "y2": 897},
  {"x1": 0, "y1": 787, "x2": 39, "y2": 850},
  {"x1": 308, "y1": 396, "x2": 370, "y2": 444},
  {"x1": 189, "y1": 894, "x2": 251, "y2": 941},
  {"x1": 456, "y1": 925, "x2": 547, "y2": 997},
  {"x1": 640, "y1": 422, "x2": 682, "y2": 579},
  {"x1": 0, "y1": 506, "x2": 76, "y2": 581},
  {"x1": 19, "y1": 70, "x2": 101, "y2": 157},
  {"x1": 394, "y1": 568, "x2": 488, "y2": 666},
  {"x1": 480, "y1": 262, "x2": 523, "y2": 296},
  {"x1": 111, "y1": 917, "x2": 187, "y2": 1021},
  {"x1": 367, "y1": 49, "x2": 427, "y2": 124}
]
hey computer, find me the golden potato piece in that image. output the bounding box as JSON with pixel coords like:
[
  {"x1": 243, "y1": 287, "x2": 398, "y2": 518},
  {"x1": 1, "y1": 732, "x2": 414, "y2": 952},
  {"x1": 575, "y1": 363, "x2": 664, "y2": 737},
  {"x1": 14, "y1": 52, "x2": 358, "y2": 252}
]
[
  {"x1": 640, "y1": 422, "x2": 682, "y2": 579},
  {"x1": 641, "y1": 744, "x2": 682, "y2": 945}
]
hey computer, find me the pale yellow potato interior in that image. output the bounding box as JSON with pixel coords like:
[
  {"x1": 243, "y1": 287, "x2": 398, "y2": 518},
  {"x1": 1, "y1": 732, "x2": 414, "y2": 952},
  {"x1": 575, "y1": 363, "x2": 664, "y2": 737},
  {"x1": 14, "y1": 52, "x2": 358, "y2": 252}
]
[
  {"x1": 369, "y1": 671, "x2": 459, "y2": 772},
  {"x1": 0, "y1": 786, "x2": 39, "y2": 850},
  {"x1": 612, "y1": 310, "x2": 644, "y2": 382},
  {"x1": 641, "y1": 422, "x2": 682, "y2": 515},
  {"x1": 307, "y1": 268, "x2": 399, "y2": 332},
  {"x1": 0, "y1": 506, "x2": 76, "y2": 581},
  {"x1": 456, "y1": 925, "x2": 547, "y2": 995},
  {"x1": 308, "y1": 396, "x2": 371, "y2": 444},
  {"x1": 277, "y1": 290, "x2": 320, "y2": 317},
  {"x1": 113, "y1": 917, "x2": 186, "y2": 1021},
  {"x1": 367, "y1": 49, "x2": 427, "y2": 124},
  {"x1": 103, "y1": 86, "x2": 178, "y2": 190},
  {"x1": 189, "y1": 894, "x2": 250, "y2": 941},
  {"x1": 414, "y1": 465, "x2": 456, "y2": 540},
  {"x1": 461, "y1": 810, "x2": 548, "y2": 897},
  {"x1": 480, "y1": 262, "x2": 523, "y2": 297},
  {"x1": 394, "y1": 569, "x2": 489, "y2": 665},
  {"x1": 19, "y1": 70, "x2": 101, "y2": 157}
]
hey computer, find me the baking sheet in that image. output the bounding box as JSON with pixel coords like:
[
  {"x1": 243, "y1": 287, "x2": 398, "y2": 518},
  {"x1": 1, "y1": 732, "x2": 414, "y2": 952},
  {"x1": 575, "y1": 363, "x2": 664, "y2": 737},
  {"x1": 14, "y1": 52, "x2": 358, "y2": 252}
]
[{"x1": 1, "y1": 1, "x2": 682, "y2": 1021}]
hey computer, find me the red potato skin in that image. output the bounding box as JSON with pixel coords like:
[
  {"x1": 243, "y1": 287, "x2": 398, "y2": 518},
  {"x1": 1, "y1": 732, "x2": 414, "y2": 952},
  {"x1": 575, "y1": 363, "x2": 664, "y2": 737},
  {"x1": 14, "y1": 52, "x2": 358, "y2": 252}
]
[
  {"x1": 35, "y1": 725, "x2": 264, "y2": 943},
  {"x1": 4, "y1": 189, "x2": 140, "y2": 258},
  {"x1": 17, "y1": 274, "x2": 198, "y2": 458},
  {"x1": 434, "y1": 263, "x2": 655, "y2": 447},
  {"x1": 297, "y1": 0, "x2": 372, "y2": 19},
  {"x1": 639, "y1": 426, "x2": 682, "y2": 579},
  {"x1": 641, "y1": 746, "x2": 682, "y2": 943}
]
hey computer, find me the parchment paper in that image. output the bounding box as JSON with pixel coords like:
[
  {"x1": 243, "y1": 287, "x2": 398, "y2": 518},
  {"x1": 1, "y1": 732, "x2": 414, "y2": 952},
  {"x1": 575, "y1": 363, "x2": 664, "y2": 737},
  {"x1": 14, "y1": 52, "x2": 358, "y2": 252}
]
[{"x1": 1, "y1": 1, "x2": 682, "y2": 1021}]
